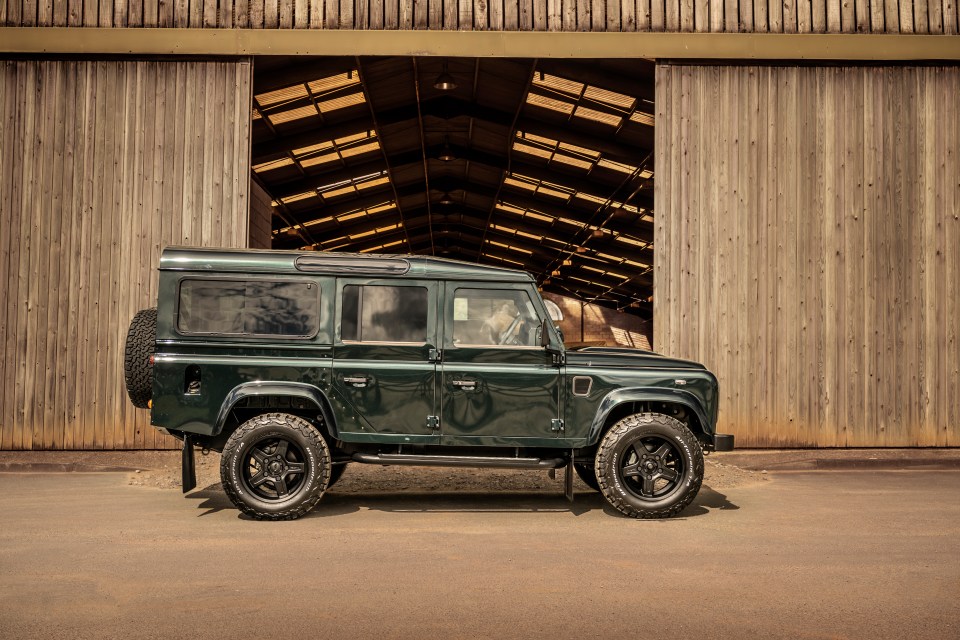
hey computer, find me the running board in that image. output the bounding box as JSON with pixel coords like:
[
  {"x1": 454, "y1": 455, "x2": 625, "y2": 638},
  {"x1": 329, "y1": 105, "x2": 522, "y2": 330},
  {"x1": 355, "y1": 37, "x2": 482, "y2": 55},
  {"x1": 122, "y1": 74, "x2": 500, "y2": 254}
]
[{"x1": 351, "y1": 452, "x2": 567, "y2": 470}]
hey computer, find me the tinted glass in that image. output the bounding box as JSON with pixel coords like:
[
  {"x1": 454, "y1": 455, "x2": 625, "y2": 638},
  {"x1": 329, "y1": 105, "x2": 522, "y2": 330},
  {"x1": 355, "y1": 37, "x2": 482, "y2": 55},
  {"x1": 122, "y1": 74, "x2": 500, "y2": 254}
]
[
  {"x1": 178, "y1": 279, "x2": 320, "y2": 338},
  {"x1": 341, "y1": 285, "x2": 428, "y2": 343},
  {"x1": 452, "y1": 289, "x2": 540, "y2": 347}
]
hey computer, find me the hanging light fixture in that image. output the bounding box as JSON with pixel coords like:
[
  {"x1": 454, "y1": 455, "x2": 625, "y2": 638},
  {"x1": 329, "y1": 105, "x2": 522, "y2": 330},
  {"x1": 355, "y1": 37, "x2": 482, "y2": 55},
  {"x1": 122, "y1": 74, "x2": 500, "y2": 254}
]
[
  {"x1": 439, "y1": 192, "x2": 455, "y2": 206},
  {"x1": 433, "y1": 60, "x2": 457, "y2": 91},
  {"x1": 437, "y1": 137, "x2": 456, "y2": 162}
]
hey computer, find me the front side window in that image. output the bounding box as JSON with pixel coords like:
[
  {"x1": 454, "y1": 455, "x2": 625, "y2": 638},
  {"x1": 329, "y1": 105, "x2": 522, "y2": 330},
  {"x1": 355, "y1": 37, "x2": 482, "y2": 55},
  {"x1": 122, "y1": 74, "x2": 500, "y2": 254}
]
[
  {"x1": 178, "y1": 279, "x2": 320, "y2": 338},
  {"x1": 341, "y1": 285, "x2": 428, "y2": 343},
  {"x1": 452, "y1": 289, "x2": 540, "y2": 347}
]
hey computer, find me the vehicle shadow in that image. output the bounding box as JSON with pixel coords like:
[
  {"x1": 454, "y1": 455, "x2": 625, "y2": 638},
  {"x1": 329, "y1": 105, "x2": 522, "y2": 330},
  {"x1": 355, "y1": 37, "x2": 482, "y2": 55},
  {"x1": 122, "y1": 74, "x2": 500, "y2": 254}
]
[
  {"x1": 185, "y1": 482, "x2": 739, "y2": 520},
  {"x1": 185, "y1": 484, "x2": 232, "y2": 517}
]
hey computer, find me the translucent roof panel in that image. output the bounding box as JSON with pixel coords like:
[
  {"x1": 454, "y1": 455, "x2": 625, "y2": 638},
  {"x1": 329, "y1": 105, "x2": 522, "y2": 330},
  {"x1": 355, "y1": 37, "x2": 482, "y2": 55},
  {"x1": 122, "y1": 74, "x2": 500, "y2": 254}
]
[
  {"x1": 513, "y1": 131, "x2": 642, "y2": 179},
  {"x1": 528, "y1": 70, "x2": 638, "y2": 130}
]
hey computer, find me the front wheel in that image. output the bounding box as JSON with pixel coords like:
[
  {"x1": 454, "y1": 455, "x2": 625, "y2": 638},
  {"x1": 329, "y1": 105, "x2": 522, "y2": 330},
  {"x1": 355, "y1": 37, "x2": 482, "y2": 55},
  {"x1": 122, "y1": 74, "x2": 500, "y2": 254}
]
[
  {"x1": 220, "y1": 413, "x2": 331, "y2": 520},
  {"x1": 595, "y1": 413, "x2": 704, "y2": 519}
]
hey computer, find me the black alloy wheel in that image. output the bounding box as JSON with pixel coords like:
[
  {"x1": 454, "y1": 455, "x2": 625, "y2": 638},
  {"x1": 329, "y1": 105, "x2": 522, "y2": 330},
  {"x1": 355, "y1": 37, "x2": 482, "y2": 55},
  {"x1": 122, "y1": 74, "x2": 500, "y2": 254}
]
[
  {"x1": 242, "y1": 436, "x2": 308, "y2": 501},
  {"x1": 220, "y1": 413, "x2": 330, "y2": 520},
  {"x1": 595, "y1": 413, "x2": 704, "y2": 518},
  {"x1": 619, "y1": 436, "x2": 685, "y2": 500}
]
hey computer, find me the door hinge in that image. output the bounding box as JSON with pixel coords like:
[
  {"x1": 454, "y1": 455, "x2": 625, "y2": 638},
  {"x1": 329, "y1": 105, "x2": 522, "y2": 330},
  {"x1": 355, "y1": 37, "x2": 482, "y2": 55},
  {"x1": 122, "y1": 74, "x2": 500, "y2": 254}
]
[
  {"x1": 428, "y1": 348, "x2": 443, "y2": 363},
  {"x1": 551, "y1": 419, "x2": 565, "y2": 433},
  {"x1": 427, "y1": 415, "x2": 440, "y2": 431}
]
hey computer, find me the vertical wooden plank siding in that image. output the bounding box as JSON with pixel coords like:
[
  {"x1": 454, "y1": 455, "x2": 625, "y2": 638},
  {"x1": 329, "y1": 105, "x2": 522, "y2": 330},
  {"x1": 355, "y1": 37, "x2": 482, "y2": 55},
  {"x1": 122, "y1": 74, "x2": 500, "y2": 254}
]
[
  {"x1": 2, "y1": 0, "x2": 956, "y2": 31},
  {"x1": 490, "y1": 0, "x2": 505, "y2": 27},
  {"x1": 0, "y1": 59, "x2": 254, "y2": 450},
  {"x1": 655, "y1": 64, "x2": 960, "y2": 447}
]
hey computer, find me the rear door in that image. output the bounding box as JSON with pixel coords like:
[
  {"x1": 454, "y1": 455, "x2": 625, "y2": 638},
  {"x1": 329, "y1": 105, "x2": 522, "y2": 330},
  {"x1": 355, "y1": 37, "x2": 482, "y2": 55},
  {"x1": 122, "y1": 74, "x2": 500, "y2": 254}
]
[
  {"x1": 332, "y1": 279, "x2": 440, "y2": 444},
  {"x1": 439, "y1": 284, "x2": 561, "y2": 446}
]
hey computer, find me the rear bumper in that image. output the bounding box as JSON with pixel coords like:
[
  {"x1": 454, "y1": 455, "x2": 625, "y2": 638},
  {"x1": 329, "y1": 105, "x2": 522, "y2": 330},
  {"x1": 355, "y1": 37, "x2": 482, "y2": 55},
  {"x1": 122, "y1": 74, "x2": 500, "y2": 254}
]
[{"x1": 712, "y1": 433, "x2": 735, "y2": 452}]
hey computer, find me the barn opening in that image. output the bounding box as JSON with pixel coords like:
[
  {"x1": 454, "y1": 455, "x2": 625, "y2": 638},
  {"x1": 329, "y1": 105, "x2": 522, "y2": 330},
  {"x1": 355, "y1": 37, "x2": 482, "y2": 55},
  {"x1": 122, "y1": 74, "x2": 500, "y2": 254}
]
[{"x1": 249, "y1": 56, "x2": 656, "y2": 348}]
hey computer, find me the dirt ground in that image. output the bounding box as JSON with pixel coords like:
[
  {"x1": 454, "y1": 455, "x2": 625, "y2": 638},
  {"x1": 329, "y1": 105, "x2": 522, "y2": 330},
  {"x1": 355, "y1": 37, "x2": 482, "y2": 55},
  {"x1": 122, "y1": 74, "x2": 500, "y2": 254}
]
[
  {"x1": 123, "y1": 450, "x2": 768, "y2": 494},
  {"x1": 1, "y1": 467, "x2": 956, "y2": 640}
]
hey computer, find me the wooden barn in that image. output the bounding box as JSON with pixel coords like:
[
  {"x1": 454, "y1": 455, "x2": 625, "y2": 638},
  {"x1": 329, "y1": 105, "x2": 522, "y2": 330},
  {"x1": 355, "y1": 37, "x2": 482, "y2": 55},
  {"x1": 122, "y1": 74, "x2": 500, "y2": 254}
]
[{"x1": 0, "y1": 1, "x2": 957, "y2": 450}]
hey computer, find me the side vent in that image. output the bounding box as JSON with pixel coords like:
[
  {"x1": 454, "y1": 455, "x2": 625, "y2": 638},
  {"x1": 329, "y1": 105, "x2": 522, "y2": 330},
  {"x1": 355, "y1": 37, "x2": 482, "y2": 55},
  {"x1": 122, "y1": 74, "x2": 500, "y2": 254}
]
[{"x1": 572, "y1": 376, "x2": 593, "y2": 397}]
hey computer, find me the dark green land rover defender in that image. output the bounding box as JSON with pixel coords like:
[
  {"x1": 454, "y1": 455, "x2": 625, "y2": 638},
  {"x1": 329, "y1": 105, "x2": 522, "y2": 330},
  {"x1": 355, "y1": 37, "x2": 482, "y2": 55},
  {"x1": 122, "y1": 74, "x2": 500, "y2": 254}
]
[{"x1": 124, "y1": 247, "x2": 733, "y2": 520}]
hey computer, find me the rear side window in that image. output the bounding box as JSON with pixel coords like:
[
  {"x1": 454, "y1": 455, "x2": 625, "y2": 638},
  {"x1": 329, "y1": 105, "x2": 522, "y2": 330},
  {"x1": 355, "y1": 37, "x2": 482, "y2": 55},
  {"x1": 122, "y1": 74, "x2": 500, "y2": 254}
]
[
  {"x1": 341, "y1": 285, "x2": 428, "y2": 343},
  {"x1": 178, "y1": 279, "x2": 320, "y2": 338}
]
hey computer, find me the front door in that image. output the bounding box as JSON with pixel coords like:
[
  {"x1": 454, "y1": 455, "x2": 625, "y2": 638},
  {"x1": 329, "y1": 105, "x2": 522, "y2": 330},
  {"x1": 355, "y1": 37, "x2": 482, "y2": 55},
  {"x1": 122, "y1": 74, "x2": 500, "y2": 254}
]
[
  {"x1": 440, "y1": 285, "x2": 561, "y2": 446},
  {"x1": 332, "y1": 279, "x2": 440, "y2": 444}
]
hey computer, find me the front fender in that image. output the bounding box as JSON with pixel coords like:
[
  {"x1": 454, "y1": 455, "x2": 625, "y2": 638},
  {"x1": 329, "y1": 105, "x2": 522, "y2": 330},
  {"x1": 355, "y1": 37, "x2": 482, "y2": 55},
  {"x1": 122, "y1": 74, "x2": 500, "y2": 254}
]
[
  {"x1": 586, "y1": 387, "x2": 714, "y2": 446},
  {"x1": 214, "y1": 381, "x2": 339, "y2": 439}
]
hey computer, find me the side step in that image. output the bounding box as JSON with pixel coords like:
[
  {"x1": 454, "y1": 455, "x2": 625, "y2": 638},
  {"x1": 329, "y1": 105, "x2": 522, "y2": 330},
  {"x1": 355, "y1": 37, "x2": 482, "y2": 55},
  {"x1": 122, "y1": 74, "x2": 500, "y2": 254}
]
[{"x1": 351, "y1": 452, "x2": 566, "y2": 470}]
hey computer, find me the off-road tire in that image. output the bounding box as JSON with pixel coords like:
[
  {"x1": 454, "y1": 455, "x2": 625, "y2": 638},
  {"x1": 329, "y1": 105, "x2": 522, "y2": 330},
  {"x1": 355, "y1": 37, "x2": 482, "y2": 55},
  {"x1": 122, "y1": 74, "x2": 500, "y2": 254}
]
[
  {"x1": 123, "y1": 308, "x2": 157, "y2": 409},
  {"x1": 220, "y1": 413, "x2": 331, "y2": 520},
  {"x1": 573, "y1": 463, "x2": 601, "y2": 492},
  {"x1": 595, "y1": 413, "x2": 704, "y2": 519}
]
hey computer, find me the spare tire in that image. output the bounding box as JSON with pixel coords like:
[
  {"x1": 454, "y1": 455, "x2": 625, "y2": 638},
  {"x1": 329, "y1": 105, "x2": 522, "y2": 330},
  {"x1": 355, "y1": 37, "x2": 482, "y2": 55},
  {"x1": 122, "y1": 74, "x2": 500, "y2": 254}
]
[{"x1": 124, "y1": 308, "x2": 157, "y2": 409}]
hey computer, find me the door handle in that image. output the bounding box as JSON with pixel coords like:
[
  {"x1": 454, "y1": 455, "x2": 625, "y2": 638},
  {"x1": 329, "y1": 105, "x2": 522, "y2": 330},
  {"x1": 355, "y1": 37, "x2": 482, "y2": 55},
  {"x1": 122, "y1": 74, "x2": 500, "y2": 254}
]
[
  {"x1": 452, "y1": 379, "x2": 477, "y2": 391},
  {"x1": 343, "y1": 376, "x2": 369, "y2": 388}
]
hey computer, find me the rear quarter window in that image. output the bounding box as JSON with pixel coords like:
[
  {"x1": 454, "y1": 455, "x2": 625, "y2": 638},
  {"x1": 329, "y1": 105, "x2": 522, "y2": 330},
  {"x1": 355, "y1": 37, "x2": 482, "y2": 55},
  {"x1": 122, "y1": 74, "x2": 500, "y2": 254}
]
[
  {"x1": 177, "y1": 279, "x2": 320, "y2": 338},
  {"x1": 340, "y1": 284, "x2": 428, "y2": 343}
]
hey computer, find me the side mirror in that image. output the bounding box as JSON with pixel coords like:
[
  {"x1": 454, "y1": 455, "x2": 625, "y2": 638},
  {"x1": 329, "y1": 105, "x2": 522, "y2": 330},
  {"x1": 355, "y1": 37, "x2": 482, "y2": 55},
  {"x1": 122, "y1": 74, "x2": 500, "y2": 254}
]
[{"x1": 540, "y1": 319, "x2": 562, "y2": 353}]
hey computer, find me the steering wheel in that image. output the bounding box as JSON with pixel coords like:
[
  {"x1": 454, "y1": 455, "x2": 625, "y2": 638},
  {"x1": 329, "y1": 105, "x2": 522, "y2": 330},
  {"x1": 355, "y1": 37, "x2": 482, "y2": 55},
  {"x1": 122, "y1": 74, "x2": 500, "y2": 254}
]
[{"x1": 498, "y1": 315, "x2": 523, "y2": 345}]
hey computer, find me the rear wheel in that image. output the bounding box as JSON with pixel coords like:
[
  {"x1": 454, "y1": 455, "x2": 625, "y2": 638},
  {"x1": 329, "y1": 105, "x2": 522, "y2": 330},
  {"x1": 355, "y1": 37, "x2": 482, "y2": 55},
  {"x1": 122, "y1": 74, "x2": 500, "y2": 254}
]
[
  {"x1": 595, "y1": 413, "x2": 704, "y2": 518},
  {"x1": 220, "y1": 413, "x2": 330, "y2": 520}
]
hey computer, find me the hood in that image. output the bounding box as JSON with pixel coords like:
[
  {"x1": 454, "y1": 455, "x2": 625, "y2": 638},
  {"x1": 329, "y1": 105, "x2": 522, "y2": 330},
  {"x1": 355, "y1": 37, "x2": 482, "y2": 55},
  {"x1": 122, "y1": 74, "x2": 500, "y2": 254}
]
[{"x1": 564, "y1": 346, "x2": 707, "y2": 370}]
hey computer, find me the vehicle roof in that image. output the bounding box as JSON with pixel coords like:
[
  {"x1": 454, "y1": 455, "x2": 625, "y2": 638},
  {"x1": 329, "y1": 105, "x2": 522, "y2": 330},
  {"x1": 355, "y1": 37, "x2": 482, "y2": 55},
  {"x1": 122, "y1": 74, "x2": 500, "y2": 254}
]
[{"x1": 159, "y1": 246, "x2": 535, "y2": 283}]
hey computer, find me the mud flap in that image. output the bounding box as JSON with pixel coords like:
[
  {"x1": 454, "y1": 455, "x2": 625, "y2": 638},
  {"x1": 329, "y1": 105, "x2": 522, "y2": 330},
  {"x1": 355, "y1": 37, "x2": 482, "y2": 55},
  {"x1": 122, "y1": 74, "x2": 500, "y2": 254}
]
[
  {"x1": 181, "y1": 434, "x2": 197, "y2": 494},
  {"x1": 564, "y1": 456, "x2": 574, "y2": 502}
]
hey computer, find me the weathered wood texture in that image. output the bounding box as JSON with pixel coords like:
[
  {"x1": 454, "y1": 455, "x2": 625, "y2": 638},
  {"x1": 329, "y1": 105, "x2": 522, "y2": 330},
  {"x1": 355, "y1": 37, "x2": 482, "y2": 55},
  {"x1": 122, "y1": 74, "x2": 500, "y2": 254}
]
[
  {"x1": 249, "y1": 179, "x2": 275, "y2": 249},
  {"x1": 0, "y1": 59, "x2": 254, "y2": 450},
  {"x1": 655, "y1": 64, "x2": 960, "y2": 447},
  {"x1": 2, "y1": 0, "x2": 957, "y2": 31}
]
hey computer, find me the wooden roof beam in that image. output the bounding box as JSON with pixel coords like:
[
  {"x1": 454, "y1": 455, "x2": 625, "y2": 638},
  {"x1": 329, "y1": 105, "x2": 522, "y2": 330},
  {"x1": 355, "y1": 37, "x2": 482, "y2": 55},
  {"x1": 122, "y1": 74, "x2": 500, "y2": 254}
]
[
  {"x1": 253, "y1": 96, "x2": 646, "y2": 166},
  {"x1": 268, "y1": 142, "x2": 652, "y2": 208},
  {"x1": 396, "y1": 206, "x2": 655, "y2": 269},
  {"x1": 534, "y1": 60, "x2": 656, "y2": 104},
  {"x1": 273, "y1": 174, "x2": 654, "y2": 245},
  {"x1": 255, "y1": 84, "x2": 366, "y2": 118},
  {"x1": 425, "y1": 177, "x2": 654, "y2": 242},
  {"x1": 253, "y1": 57, "x2": 358, "y2": 95}
]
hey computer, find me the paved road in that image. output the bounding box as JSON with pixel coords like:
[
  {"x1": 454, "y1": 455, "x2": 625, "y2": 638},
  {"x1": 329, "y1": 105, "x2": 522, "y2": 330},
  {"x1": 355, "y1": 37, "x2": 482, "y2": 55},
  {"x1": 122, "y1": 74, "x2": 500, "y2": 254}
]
[{"x1": 0, "y1": 470, "x2": 957, "y2": 640}]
